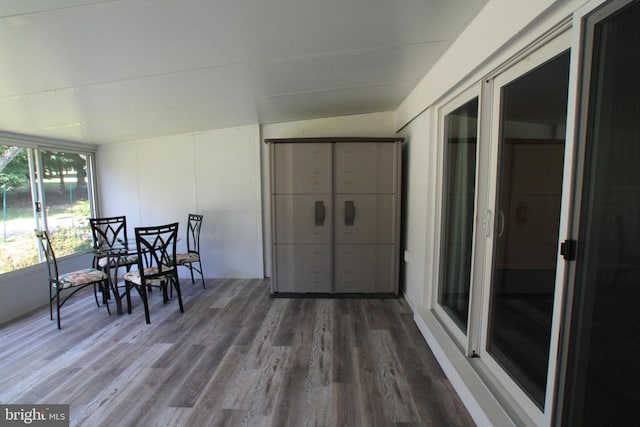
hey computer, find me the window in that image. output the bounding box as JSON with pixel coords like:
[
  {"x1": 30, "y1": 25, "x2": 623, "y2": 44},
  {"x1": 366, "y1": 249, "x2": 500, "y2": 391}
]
[
  {"x1": 0, "y1": 144, "x2": 97, "y2": 274},
  {"x1": 437, "y1": 94, "x2": 479, "y2": 335}
]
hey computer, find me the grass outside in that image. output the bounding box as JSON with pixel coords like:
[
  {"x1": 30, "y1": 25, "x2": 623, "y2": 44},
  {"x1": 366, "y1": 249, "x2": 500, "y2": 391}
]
[
  {"x1": 0, "y1": 220, "x2": 92, "y2": 274},
  {"x1": 1, "y1": 180, "x2": 92, "y2": 274}
]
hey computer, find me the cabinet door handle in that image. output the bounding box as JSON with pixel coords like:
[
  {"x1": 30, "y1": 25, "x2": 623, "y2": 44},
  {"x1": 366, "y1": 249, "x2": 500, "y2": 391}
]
[
  {"x1": 314, "y1": 201, "x2": 325, "y2": 226},
  {"x1": 345, "y1": 201, "x2": 355, "y2": 226}
]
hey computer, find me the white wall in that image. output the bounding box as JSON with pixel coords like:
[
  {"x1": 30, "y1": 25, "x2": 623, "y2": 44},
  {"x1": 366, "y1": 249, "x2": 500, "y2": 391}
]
[
  {"x1": 398, "y1": 111, "x2": 434, "y2": 307},
  {"x1": 0, "y1": 252, "x2": 94, "y2": 325},
  {"x1": 193, "y1": 128, "x2": 264, "y2": 278},
  {"x1": 260, "y1": 112, "x2": 398, "y2": 277},
  {"x1": 97, "y1": 125, "x2": 264, "y2": 279},
  {"x1": 396, "y1": 0, "x2": 562, "y2": 129}
]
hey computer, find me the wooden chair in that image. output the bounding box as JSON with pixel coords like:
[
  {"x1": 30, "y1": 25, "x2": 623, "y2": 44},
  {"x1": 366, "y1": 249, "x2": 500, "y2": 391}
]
[
  {"x1": 123, "y1": 223, "x2": 184, "y2": 324},
  {"x1": 89, "y1": 215, "x2": 138, "y2": 272},
  {"x1": 175, "y1": 214, "x2": 206, "y2": 288},
  {"x1": 35, "y1": 230, "x2": 110, "y2": 329}
]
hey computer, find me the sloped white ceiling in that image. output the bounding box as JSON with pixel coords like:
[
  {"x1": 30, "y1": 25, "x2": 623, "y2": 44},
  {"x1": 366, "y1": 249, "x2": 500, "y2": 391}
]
[{"x1": 0, "y1": 0, "x2": 488, "y2": 144}]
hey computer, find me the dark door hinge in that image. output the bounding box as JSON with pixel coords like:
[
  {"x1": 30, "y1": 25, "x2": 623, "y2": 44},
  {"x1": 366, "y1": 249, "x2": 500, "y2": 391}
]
[{"x1": 561, "y1": 239, "x2": 577, "y2": 261}]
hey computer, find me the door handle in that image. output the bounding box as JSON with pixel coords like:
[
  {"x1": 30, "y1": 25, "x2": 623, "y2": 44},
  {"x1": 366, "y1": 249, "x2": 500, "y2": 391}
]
[
  {"x1": 345, "y1": 201, "x2": 355, "y2": 226},
  {"x1": 497, "y1": 209, "x2": 505, "y2": 238},
  {"x1": 484, "y1": 210, "x2": 492, "y2": 237},
  {"x1": 314, "y1": 201, "x2": 325, "y2": 226}
]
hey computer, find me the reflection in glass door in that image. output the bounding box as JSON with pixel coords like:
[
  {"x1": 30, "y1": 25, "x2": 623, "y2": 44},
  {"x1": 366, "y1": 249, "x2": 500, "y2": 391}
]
[
  {"x1": 487, "y1": 51, "x2": 570, "y2": 407},
  {"x1": 439, "y1": 97, "x2": 479, "y2": 333},
  {"x1": 562, "y1": 1, "x2": 640, "y2": 425}
]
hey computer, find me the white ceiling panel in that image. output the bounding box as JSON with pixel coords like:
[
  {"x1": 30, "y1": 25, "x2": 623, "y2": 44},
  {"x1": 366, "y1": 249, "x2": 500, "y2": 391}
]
[
  {"x1": 255, "y1": 82, "x2": 417, "y2": 124},
  {"x1": 0, "y1": 0, "x2": 111, "y2": 18},
  {"x1": 0, "y1": 0, "x2": 488, "y2": 144},
  {"x1": 248, "y1": 43, "x2": 450, "y2": 98}
]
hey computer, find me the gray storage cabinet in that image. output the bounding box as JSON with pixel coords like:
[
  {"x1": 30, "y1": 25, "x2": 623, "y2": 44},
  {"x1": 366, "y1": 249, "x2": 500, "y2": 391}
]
[{"x1": 267, "y1": 137, "x2": 403, "y2": 295}]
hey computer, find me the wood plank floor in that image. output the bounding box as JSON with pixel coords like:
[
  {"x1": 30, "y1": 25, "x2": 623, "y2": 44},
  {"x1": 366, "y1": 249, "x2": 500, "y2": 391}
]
[{"x1": 0, "y1": 279, "x2": 475, "y2": 427}]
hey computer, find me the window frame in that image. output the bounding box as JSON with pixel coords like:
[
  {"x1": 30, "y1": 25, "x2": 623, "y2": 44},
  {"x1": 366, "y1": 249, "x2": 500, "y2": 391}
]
[
  {"x1": 0, "y1": 133, "x2": 99, "y2": 275},
  {"x1": 432, "y1": 82, "x2": 483, "y2": 353},
  {"x1": 479, "y1": 35, "x2": 573, "y2": 424}
]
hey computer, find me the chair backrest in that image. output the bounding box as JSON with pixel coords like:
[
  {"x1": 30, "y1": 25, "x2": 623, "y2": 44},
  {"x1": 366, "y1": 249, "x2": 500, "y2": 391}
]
[
  {"x1": 186, "y1": 214, "x2": 203, "y2": 254},
  {"x1": 134, "y1": 223, "x2": 179, "y2": 281},
  {"x1": 35, "y1": 230, "x2": 59, "y2": 285},
  {"x1": 89, "y1": 216, "x2": 130, "y2": 252}
]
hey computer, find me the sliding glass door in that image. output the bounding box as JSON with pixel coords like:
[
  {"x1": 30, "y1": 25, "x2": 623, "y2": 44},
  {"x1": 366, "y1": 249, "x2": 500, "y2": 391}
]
[
  {"x1": 0, "y1": 146, "x2": 40, "y2": 273},
  {"x1": 486, "y1": 49, "x2": 570, "y2": 409},
  {"x1": 561, "y1": 1, "x2": 640, "y2": 425},
  {"x1": 433, "y1": 1, "x2": 640, "y2": 423},
  {"x1": 40, "y1": 150, "x2": 94, "y2": 254},
  {"x1": 434, "y1": 31, "x2": 572, "y2": 422}
]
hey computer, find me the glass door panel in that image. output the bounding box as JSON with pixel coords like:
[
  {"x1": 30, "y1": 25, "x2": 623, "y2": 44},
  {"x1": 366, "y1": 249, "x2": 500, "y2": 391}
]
[
  {"x1": 40, "y1": 151, "x2": 93, "y2": 256},
  {"x1": 439, "y1": 97, "x2": 479, "y2": 333},
  {"x1": 487, "y1": 51, "x2": 570, "y2": 407},
  {"x1": 0, "y1": 146, "x2": 40, "y2": 273},
  {"x1": 563, "y1": 1, "x2": 640, "y2": 425}
]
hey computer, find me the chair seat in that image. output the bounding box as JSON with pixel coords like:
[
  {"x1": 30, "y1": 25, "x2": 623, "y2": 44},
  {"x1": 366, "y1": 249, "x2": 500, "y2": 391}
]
[
  {"x1": 175, "y1": 252, "x2": 200, "y2": 264},
  {"x1": 123, "y1": 267, "x2": 175, "y2": 285},
  {"x1": 97, "y1": 254, "x2": 139, "y2": 269},
  {"x1": 56, "y1": 268, "x2": 108, "y2": 289}
]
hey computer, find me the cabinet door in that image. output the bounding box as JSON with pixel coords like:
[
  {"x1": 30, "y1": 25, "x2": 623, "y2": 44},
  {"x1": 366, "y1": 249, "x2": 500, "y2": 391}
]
[
  {"x1": 274, "y1": 244, "x2": 332, "y2": 293},
  {"x1": 334, "y1": 245, "x2": 396, "y2": 293},
  {"x1": 334, "y1": 143, "x2": 397, "y2": 194},
  {"x1": 334, "y1": 194, "x2": 395, "y2": 244},
  {"x1": 274, "y1": 195, "x2": 332, "y2": 244},
  {"x1": 273, "y1": 143, "x2": 332, "y2": 194}
]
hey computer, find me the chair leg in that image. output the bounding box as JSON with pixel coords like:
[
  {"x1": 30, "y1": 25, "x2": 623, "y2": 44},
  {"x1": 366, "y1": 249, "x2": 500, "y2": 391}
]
[
  {"x1": 140, "y1": 284, "x2": 151, "y2": 324},
  {"x1": 198, "y1": 261, "x2": 205, "y2": 289},
  {"x1": 49, "y1": 286, "x2": 54, "y2": 321},
  {"x1": 56, "y1": 289, "x2": 62, "y2": 330},
  {"x1": 189, "y1": 264, "x2": 195, "y2": 284},
  {"x1": 125, "y1": 280, "x2": 133, "y2": 314},
  {"x1": 102, "y1": 280, "x2": 111, "y2": 316},
  {"x1": 93, "y1": 283, "x2": 101, "y2": 308},
  {"x1": 102, "y1": 269, "x2": 112, "y2": 301},
  {"x1": 126, "y1": 280, "x2": 151, "y2": 324},
  {"x1": 173, "y1": 276, "x2": 184, "y2": 313},
  {"x1": 161, "y1": 280, "x2": 169, "y2": 303}
]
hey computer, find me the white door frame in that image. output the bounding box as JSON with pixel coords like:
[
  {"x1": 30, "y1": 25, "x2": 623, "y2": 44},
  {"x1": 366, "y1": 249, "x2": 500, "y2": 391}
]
[{"x1": 478, "y1": 30, "x2": 572, "y2": 426}]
